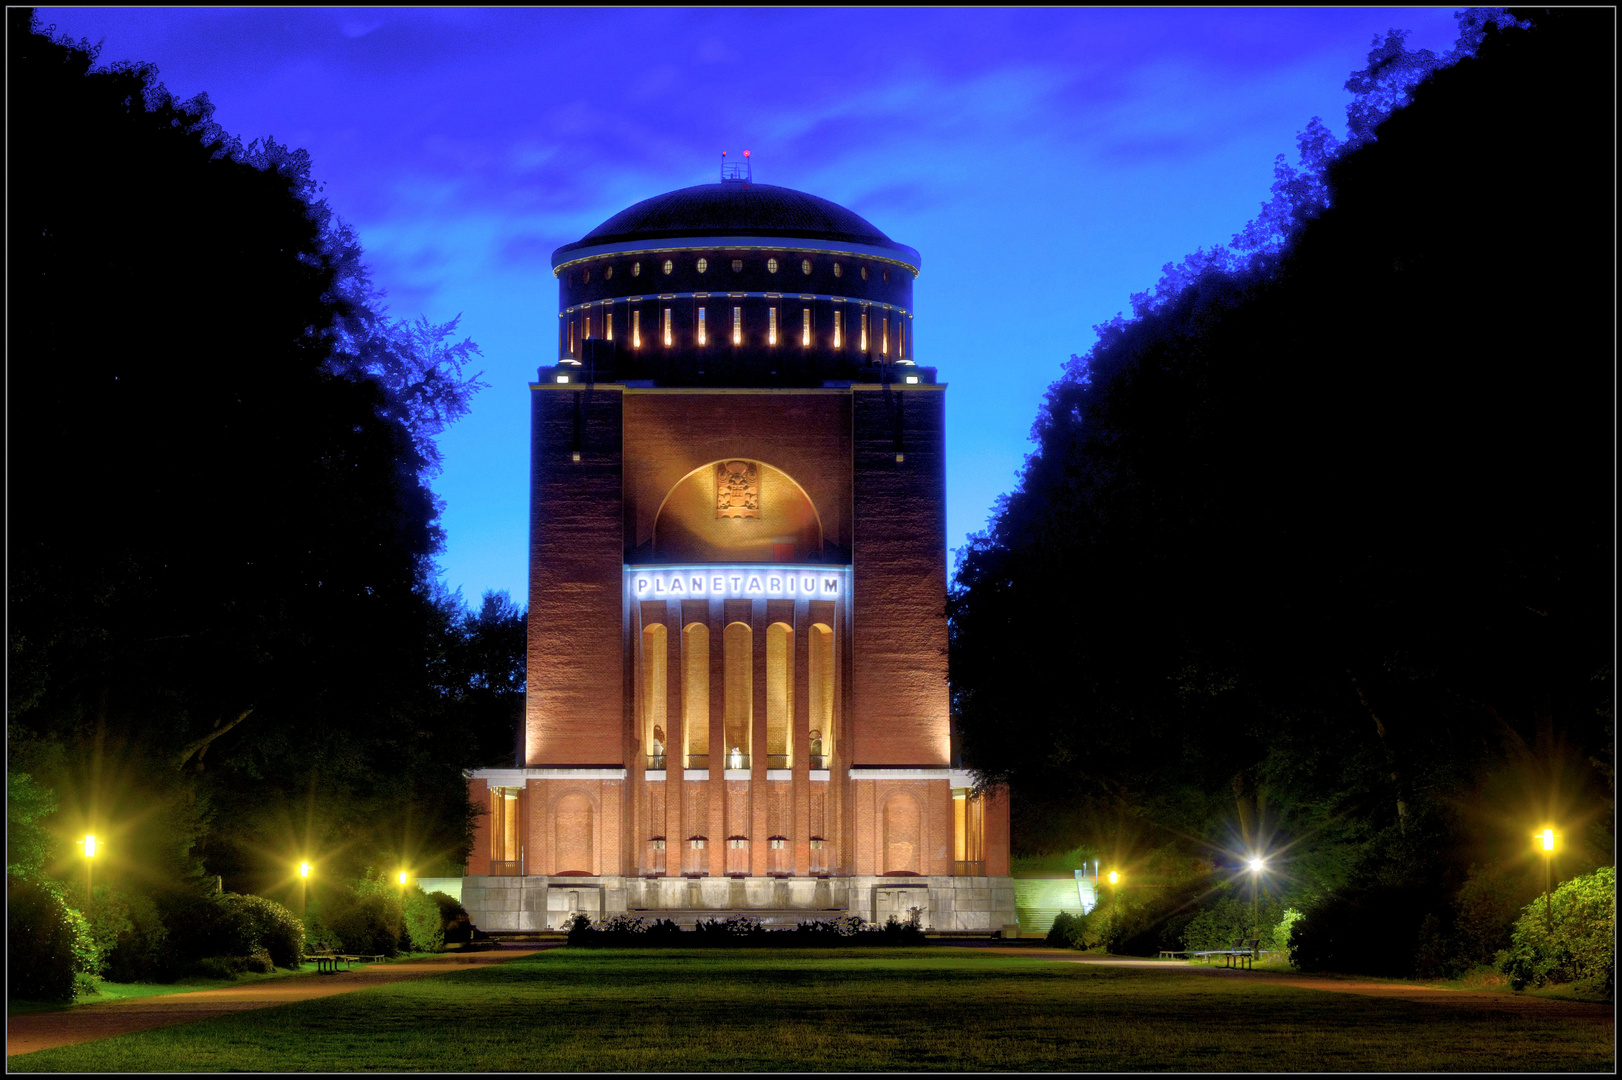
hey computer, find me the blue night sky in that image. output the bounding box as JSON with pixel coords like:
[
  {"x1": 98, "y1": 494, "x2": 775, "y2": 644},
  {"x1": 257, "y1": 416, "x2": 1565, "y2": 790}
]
[{"x1": 39, "y1": 7, "x2": 1460, "y2": 605}]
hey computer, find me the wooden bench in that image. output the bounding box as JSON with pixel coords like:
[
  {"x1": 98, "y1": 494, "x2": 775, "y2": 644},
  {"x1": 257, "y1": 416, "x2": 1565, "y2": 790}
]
[
  {"x1": 1189, "y1": 938, "x2": 1262, "y2": 969},
  {"x1": 308, "y1": 953, "x2": 361, "y2": 973}
]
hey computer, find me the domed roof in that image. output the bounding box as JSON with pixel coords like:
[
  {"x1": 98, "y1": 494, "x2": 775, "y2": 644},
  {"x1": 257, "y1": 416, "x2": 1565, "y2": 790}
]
[{"x1": 552, "y1": 183, "x2": 919, "y2": 268}]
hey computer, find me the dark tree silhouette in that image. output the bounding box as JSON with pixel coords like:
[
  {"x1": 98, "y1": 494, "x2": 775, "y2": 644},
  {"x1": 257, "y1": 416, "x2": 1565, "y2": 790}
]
[
  {"x1": 7, "y1": 9, "x2": 492, "y2": 893},
  {"x1": 949, "y1": 9, "x2": 1613, "y2": 969}
]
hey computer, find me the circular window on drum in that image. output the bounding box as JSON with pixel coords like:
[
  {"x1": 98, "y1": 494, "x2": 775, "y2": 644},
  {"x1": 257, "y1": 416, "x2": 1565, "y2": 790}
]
[
  {"x1": 731, "y1": 258, "x2": 743, "y2": 272},
  {"x1": 801, "y1": 259, "x2": 812, "y2": 275},
  {"x1": 833, "y1": 262, "x2": 842, "y2": 277},
  {"x1": 582, "y1": 269, "x2": 590, "y2": 283},
  {"x1": 860, "y1": 265, "x2": 868, "y2": 280},
  {"x1": 662, "y1": 259, "x2": 673, "y2": 275},
  {"x1": 697, "y1": 257, "x2": 708, "y2": 273},
  {"x1": 767, "y1": 258, "x2": 778, "y2": 273},
  {"x1": 633, "y1": 261, "x2": 642, "y2": 276},
  {"x1": 604, "y1": 265, "x2": 613, "y2": 280}
]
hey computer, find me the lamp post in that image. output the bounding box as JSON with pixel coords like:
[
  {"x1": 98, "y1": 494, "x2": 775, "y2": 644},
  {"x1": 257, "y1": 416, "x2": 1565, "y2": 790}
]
[
  {"x1": 1536, "y1": 828, "x2": 1557, "y2": 930},
  {"x1": 77, "y1": 834, "x2": 98, "y2": 903},
  {"x1": 299, "y1": 860, "x2": 311, "y2": 921},
  {"x1": 1247, "y1": 857, "x2": 1266, "y2": 939},
  {"x1": 1107, "y1": 870, "x2": 1121, "y2": 916}
]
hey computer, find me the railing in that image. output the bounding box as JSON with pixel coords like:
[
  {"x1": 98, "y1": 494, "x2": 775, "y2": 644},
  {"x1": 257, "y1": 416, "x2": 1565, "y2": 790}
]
[
  {"x1": 489, "y1": 860, "x2": 523, "y2": 877},
  {"x1": 809, "y1": 755, "x2": 828, "y2": 770},
  {"x1": 646, "y1": 754, "x2": 667, "y2": 770},
  {"x1": 766, "y1": 754, "x2": 791, "y2": 769},
  {"x1": 953, "y1": 860, "x2": 986, "y2": 877},
  {"x1": 686, "y1": 754, "x2": 708, "y2": 769},
  {"x1": 723, "y1": 752, "x2": 750, "y2": 770}
]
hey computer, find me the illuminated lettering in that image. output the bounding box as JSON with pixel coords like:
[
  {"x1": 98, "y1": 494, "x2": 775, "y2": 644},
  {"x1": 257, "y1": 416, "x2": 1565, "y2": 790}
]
[
  {"x1": 802, "y1": 576, "x2": 816, "y2": 593},
  {"x1": 823, "y1": 578, "x2": 838, "y2": 594},
  {"x1": 637, "y1": 577, "x2": 651, "y2": 594},
  {"x1": 767, "y1": 577, "x2": 782, "y2": 591},
  {"x1": 654, "y1": 577, "x2": 666, "y2": 594},
  {"x1": 631, "y1": 568, "x2": 846, "y2": 601},
  {"x1": 746, "y1": 576, "x2": 764, "y2": 593},
  {"x1": 730, "y1": 576, "x2": 743, "y2": 592},
  {"x1": 669, "y1": 576, "x2": 684, "y2": 594},
  {"x1": 691, "y1": 576, "x2": 705, "y2": 594},
  {"x1": 713, "y1": 576, "x2": 726, "y2": 593}
]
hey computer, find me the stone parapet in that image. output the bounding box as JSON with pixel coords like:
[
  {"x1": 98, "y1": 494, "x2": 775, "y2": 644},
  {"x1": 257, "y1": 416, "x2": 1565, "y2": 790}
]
[{"x1": 461, "y1": 873, "x2": 1015, "y2": 935}]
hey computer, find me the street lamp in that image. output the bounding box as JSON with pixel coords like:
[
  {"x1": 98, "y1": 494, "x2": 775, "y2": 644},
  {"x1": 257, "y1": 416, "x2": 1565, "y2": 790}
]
[
  {"x1": 299, "y1": 860, "x2": 312, "y2": 920},
  {"x1": 1535, "y1": 828, "x2": 1558, "y2": 929},
  {"x1": 1247, "y1": 857, "x2": 1266, "y2": 939},
  {"x1": 77, "y1": 834, "x2": 99, "y2": 902},
  {"x1": 1106, "y1": 870, "x2": 1121, "y2": 916}
]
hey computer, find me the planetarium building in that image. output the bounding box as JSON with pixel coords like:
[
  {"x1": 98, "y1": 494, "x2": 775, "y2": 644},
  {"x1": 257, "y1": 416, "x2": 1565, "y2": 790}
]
[{"x1": 460, "y1": 161, "x2": 1014, "y2": 933}]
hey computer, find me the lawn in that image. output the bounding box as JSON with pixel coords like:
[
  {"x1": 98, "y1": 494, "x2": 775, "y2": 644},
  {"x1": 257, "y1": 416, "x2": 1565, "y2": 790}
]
[{"x1": 9, "y1": 948, "x2": 1613, "y2": 1072}]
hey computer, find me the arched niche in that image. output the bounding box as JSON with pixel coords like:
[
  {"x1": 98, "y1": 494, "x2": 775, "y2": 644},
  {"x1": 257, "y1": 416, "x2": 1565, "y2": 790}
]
[
  {"x1": 882, "y1": 792, "x2": 922, "y2": 876},
  {"x1": 653, "y1": 460, "x2": 822, "y2": 563}
]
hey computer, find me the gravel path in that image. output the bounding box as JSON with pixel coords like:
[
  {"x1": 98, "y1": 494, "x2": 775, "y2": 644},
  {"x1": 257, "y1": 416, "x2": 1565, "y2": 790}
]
[{"x1": 6, "y1": 948, "x2": 546, "y2": 1057}]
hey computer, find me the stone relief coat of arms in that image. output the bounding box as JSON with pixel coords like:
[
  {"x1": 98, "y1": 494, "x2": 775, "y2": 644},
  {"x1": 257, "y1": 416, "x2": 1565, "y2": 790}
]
[{"x1": 715, "y1": 460, "x2": 761, "y2": 518}]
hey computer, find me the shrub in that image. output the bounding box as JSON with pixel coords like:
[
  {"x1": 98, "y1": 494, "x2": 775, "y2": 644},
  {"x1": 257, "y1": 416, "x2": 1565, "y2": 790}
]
[
  {"x1": 401, "y1": 887, "x2": 444, "y2": 953},
  {"x1": 693, "y1": 915, "x2": 767, "y2": 941},
  {"x1": 1182, "y1": 893, "x2": 1286, "y2": 953},
  {"x1": 1046, "y1": 910, "x2": 1090, "y2": 949},
  {"x1": 101, "y1": 888, "x2": 171, "y2": 983},
  {"x1": 326, "y1": 890, "x2": 402, "y2": 957},
  {"x1": 427, "y1": 890, "x2": 471, "y2": 945},
  {"x1": 563, "y1": 912, "x2": 594, "y2": 944},
  {"x1": 219, "y1": 893, "x2": 304, "y2": 968},
  {"x1": 1289, "y1": 884, "x2": 1434, "y2": 977},
  {"x1": 1498, "y1": 866, "x2": 1614, "y2": 994},
  {"x1": 8, "y1": 878, "x2": 98, "y2": 1001},
  {"x1": 304, "y1": 918, "x2": 344, "y2": 954},
  {"x1": 790, "y1": 915, "x2": 868, "y2": 942}
]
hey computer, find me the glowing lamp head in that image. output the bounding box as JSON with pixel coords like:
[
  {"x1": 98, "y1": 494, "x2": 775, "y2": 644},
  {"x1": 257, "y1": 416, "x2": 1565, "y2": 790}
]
[
  {"x1": 1107, "y1": 871, "x2": 1119, "y2": 885},
  {"x1": 299, "y1": 861, "x2": 311, "y2": 878},
  {"x1": 1248, "y1": 857, "x2": 1265, "y2": 872},
  {"x1": 398, "y1": 870, "x2": 409, "y2": 885},
  {"x1": 82, "y1": 835, "x2": 98, "y2": 858},
  {"x1": 1541, "y1": 829, "x2": 1555, "y2": 852}
]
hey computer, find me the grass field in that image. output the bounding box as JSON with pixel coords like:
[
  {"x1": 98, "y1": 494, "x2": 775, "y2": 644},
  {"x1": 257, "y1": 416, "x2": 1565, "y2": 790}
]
[
  {"x1": 6, "y1": 953, "x2": 442, "y2": 1018},
  {"x1": 9, "y1": 948, "x2": 1613, "y2": 1072}
]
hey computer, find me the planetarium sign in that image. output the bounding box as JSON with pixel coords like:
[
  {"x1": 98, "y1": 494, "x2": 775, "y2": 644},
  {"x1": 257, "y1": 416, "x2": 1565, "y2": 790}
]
[{"x1": 627, "y1": 565, "x2": 846, "y2": 600}]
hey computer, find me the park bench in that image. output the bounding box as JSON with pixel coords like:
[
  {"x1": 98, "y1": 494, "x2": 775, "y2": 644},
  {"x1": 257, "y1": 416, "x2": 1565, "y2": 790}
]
[
  {"x1": 308, "y1": 953, "x2": 362, "y2": 973},
  {"x1": 1158, "y1": 949, "x2": 1187, "y2": 959},
  {"x1": 1189, "y1": 938, "x2": 1262, "y2": 969}
]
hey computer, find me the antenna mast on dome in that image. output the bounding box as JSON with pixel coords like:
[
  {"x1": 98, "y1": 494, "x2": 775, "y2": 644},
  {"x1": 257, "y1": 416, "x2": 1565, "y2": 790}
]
[{"x1": 720, "y1": 149, "x2": 751, "y2": 185}]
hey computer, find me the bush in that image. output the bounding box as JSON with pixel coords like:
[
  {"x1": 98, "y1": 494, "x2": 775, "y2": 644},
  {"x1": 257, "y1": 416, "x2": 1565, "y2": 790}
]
[
  {"x1": 304, "y1": 918, "x2": 344, "y2": 954},
  {"x1": 8, "y1": 878, "x2": 98, "y2": 1001},
  {"x1": 426, "y1": 890, "x2": 471, "y2": 945},
  {"x1": 1499, "y1": 866, "x2": 1614, "y2": 994},
  {"x1": 219, "y1": 893, "x2": 304, "y2": 968},
  {"x1": 789, "y1": 915, "x2": 868, "y2": 942},
  {"x1": 101, "y1": 888, "x2": 171, "y2": 983},
  {"x1": 1289, "y1": 884, "x2": 1435, "y2": 977},
  {"x1": 693, "y1": 915, "x2": 767, "y2": 941},
  {"x1": 1182, "y1": 893, "x2": 1286, "y2": 953},
  {"x1": 401, "y1": 887, "x2": 444, "y2": 953},
  {"x1": 1046, "y1": 910, "x2": 1090, "y2": 949},
  {"x1": 326, "y1": 890, "x2": 402, "y2": 957}
]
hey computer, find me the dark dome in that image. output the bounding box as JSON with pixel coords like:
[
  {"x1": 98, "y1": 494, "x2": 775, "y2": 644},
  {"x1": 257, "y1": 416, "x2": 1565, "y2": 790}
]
[{"x1": 553, "y1": 183, "x2": 918, "y2": 266}]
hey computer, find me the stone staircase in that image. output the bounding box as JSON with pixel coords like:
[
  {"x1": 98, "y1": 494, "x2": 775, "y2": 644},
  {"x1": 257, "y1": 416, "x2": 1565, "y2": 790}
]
[{"x1": 1012, "y1": 877, "x2": 1088, "y2": 936}]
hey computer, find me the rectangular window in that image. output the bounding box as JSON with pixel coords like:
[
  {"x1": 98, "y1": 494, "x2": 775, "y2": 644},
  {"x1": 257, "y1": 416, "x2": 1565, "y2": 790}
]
[
  {"x1": 732, "y1": 307, "x2": 742, "y2": 345},
  {"x1": 833, "y1": 311, "x2": 843, "y2": 349},
  {"x1": 768, "y1": 307, "x2": 777, "y2": 345},
  {"x1": 882, "y1": 316, "x2": 888, "y2": 355},
  {"x1": 860, "y1": 311, "x2": 868, "y2": 352},
  {"x1": 898, "y1": 317, "x2": 905, "y2": 360},
  {"x1": 584, "y1": 315, "x2": 591, "y2": 340},
  {"x1": 633, "y1": 309, "x2": 641, "y2": 349},
  {"x1": 698, "y1": 307, "x2": 707, "y2": 345},
  {"x1": 569, "y1": 319, "x2": 576, "y2": 354},
  {"x1": 663, "y1": 308, "x2": 672, "y2": 347},
  {"x1": 605, "y1": 311, "x2": 613, "y2": 342},
  {"x1": 802, "y1": 308, "x2": 811, "y2": 347}
]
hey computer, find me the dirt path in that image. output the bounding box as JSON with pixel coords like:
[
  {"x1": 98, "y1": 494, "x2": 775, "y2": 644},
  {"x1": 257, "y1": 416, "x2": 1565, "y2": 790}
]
[
  {"x1": 7, "y1": 948, "x2": 546, "y2": 1057},
  {"x1": 957, "y1": 945, "x2": 1613, "y2": 1019}
]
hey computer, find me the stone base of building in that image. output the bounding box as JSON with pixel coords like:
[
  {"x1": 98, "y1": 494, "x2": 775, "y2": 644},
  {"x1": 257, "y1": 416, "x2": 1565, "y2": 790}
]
[{"x1": 462, "y1": 874, "x2": 1017, "y2": 934}]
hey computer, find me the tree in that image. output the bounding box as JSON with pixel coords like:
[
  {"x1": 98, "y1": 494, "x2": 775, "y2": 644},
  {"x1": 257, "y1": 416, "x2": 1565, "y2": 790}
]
[
  {"x1": 949, "y1": 8, "x2": 1612, "y2": 971},
  {"x1": 7, "y1": 9, "x2": 486, "y2": 898}
]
